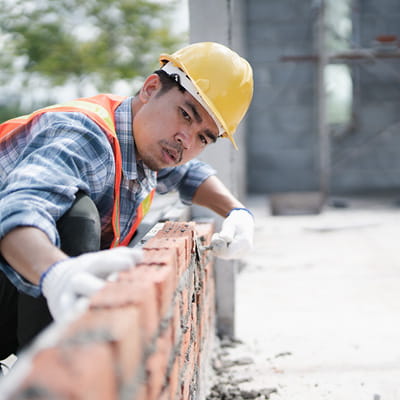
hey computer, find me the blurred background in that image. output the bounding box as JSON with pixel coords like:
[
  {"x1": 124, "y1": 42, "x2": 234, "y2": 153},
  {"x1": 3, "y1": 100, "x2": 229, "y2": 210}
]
[
  {"x1": 2, "y1": 2, "x2": 400, "y2": 398},
  {"x1": 2, "y1": 0, "x2": 400, "y2": 205}
]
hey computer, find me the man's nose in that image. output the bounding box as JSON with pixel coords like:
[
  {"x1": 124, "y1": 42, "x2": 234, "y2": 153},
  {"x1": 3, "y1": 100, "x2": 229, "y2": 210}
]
[{"x1": 175, "y1": 131, "x2": 193, "y2": 150}]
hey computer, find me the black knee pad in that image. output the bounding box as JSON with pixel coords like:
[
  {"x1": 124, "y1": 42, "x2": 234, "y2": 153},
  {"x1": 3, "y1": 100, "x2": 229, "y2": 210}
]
[{"x1": 57, "y1": 191, "x2": 101, "y2": 256}]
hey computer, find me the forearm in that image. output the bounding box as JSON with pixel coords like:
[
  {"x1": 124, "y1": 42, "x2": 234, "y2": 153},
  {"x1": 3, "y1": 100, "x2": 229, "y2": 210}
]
[
  {"x1": 192, "y1": 175, "x2": 245, "y2": 217},
  {"x1": 0, "y1": 227, "x2": 68, "y2": 285}
]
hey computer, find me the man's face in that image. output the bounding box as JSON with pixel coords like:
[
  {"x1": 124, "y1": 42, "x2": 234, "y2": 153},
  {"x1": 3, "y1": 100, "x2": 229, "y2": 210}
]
[{"x1": 132, "y1": 74, "x2": 219, "y2": 171}]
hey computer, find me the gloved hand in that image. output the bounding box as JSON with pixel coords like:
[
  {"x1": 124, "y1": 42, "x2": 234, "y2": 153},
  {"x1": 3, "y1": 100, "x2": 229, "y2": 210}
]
[
  {"x1": 210, "y1": 208, "x2": 254, "y2": 260},
  {"x1": 40, "y1": 247, "x2": 143, "y2": 321}
]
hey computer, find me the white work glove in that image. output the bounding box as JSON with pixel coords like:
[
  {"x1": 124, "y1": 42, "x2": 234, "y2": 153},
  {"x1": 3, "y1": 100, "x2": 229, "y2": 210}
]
[
  {"x1": 40, "y1": 247, "x2": 143, "y2": 321},
  {"x1": 211, "y1": 208, "x2": 254, "y2": 260}
]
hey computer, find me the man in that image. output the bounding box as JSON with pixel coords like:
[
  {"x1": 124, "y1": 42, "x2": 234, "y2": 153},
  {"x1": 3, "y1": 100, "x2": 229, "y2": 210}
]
[{"x1": 0, "y1": 42, "x2": 254, "y2": 358}]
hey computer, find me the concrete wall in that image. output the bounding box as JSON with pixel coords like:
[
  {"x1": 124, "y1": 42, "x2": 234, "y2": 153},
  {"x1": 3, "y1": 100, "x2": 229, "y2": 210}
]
[
  {"x1": 246, "y1": 0, "x2": 320, "y2": 193},
  {"x1": 330, "y1": 0, "x2": 400, "y2": 193},
  {"x1": 1, "y1": 222, "x2": 216, "y2": 400},
  {"x1": 246, "y1": 0, "x2": 400, "y2": 195}
]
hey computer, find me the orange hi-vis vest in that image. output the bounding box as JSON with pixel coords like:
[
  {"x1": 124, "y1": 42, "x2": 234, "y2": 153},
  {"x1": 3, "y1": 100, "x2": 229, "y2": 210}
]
[{"x1": 0, "y1": 94, "x2": 155, "y2": 248}]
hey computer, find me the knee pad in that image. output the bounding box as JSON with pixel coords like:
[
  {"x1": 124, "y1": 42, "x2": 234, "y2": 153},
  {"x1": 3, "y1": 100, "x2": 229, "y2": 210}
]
[{"x1": 57, "y1": 191, "x2": 101, "y2": 256}]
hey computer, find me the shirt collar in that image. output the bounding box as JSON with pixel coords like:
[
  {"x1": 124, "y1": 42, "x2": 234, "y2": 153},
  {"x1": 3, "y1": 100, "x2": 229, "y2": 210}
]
[{"x1": 115, "y1": 97, "x2": 156, "y2": 183}]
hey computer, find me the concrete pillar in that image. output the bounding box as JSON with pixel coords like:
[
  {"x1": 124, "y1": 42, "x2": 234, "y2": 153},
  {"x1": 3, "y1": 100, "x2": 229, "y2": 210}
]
[{"x1": 189, "y1": 0, "x2": 248, "y2": 338}]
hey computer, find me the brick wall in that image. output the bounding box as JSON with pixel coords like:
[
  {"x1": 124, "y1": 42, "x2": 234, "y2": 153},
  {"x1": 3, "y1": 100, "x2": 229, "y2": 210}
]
[{"x1": 3, "y1": 221, "x2": 216, "y2": 400}]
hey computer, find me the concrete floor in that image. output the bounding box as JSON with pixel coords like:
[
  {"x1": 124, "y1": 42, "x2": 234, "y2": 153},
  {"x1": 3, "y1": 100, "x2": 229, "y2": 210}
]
[{"x1": 227, "y1": 194, "x2": 400, "y2": 400}]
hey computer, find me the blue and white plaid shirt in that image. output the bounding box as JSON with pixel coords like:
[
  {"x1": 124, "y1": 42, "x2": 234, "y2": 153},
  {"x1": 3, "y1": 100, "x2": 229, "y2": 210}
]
[{"x1": 0, "y1": 97, "x2": 215, "y2": 296}]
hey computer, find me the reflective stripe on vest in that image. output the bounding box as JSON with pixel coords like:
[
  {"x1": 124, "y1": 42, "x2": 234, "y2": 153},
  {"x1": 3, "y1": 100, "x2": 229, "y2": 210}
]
[{"x1": 0, "y1": 94, "x2": 155, "y2": 248}]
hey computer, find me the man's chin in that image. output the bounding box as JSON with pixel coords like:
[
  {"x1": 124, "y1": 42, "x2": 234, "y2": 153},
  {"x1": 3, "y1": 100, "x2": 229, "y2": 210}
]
[
  {"x1": 143, "y1": 161, "x2": 163, "y2": 171},
  {"x1": 140, "y1": 156, "x2": 166, "y2": 171}
]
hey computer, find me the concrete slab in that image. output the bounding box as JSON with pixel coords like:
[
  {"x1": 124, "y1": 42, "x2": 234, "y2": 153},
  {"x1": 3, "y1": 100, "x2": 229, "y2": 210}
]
[{"x1": 224, "y1": 194, "x2": 400, "y2": 400}]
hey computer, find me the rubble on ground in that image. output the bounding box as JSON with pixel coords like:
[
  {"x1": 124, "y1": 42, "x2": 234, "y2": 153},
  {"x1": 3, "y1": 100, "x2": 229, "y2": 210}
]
[{"x1": 206, "y1": 337, "x2": 277, "y2": 400}]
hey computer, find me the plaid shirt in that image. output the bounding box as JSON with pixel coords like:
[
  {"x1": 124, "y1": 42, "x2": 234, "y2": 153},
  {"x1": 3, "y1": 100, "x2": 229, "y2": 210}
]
[{"x1": 0, "y1": 97, "x2": 215, "y2": 296}]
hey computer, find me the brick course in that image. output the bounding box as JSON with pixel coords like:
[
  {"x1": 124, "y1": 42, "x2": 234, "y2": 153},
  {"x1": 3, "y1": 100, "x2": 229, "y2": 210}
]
[{"x1": 4, "y1": 221, "x2": 215, "y2": 400}]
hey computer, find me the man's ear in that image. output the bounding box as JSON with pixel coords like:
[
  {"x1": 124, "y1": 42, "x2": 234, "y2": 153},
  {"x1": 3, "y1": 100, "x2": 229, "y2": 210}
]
[{"x1": 138, "y1": 74, "x2": 161, "y2": 103}]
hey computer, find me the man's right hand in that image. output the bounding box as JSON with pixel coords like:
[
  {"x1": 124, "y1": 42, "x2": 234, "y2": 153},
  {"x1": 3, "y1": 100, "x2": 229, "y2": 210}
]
[{"x1": 40, "y1": 247, "x2": 143, "y2": 321}]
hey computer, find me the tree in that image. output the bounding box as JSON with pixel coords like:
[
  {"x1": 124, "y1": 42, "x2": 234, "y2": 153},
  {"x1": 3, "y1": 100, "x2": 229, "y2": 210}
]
[{"x1": 0, "y1": 0, "x2": 185, "y2": 111}]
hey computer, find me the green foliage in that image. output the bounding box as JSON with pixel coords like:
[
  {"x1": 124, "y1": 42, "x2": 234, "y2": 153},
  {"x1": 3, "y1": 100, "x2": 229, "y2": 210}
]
[
  {"x1": 0, "y1": 0, "x2": 185, "y2": 93},
  {"x1": 0, "y1": 100, "x2": 26, "y2": 122}
]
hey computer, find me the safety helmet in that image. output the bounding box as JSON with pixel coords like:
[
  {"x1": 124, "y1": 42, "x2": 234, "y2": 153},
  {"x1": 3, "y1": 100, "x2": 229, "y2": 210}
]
[{"x1": 159, "y1": 42, "x2": 253, "y2": 150}]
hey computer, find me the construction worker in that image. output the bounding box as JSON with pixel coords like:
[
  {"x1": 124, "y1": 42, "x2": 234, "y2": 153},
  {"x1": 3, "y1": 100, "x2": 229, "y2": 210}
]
[{"x1": 0, "y1": 42, "x2": 254, "y2": 359}]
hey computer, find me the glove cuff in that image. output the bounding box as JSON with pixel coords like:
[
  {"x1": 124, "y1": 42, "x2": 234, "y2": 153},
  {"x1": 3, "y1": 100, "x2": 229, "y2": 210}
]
[
  {"x1": 226, "y1": 207, "x2": 254, "y2": 219},
  {"x1": 39, "y1": 259, "x2": 69, "y2": 294}
]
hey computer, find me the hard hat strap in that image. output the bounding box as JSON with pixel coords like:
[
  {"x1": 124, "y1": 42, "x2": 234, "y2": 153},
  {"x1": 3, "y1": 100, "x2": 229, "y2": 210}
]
[{"x1": 161, "y1": 62, "x2": 224, "y2": 136}]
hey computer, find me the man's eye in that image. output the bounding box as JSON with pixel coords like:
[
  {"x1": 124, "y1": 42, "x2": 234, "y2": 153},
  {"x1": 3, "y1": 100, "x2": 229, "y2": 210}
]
[
  {"x1": 180, "y1": 108, "x2": 191, "y2": 121},
  {"x1": 199, "y1": 135, "x2": 208, "y2": 146}
]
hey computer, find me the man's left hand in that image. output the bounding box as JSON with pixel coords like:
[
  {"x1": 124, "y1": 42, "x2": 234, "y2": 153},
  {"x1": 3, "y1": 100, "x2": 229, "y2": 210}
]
[{"x1": 210, "y1": 208, "x2": 254, "y2": 260}]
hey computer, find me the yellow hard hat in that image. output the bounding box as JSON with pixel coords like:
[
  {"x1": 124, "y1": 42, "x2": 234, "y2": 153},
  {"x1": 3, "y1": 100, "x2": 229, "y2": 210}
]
[{"x1": 160, "y1": 42, "x2": 253, "y2": 150}]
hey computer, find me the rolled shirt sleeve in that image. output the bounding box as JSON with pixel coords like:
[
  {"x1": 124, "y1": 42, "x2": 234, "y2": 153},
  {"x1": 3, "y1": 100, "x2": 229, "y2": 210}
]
[
  {"x1": 156, "y1": 159, "x2": 216, "y2": 205},
  {"x1": 0, "y1": 112, "x2": 115, "y2": 296}
]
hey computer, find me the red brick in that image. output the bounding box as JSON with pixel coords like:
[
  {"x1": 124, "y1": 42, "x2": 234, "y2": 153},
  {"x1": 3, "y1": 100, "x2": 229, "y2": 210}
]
[
  {"x1": 168, "y1": 358, "x2": 180, "y2": 400},
  {"x1": 146, "y1": 324, "x2": 173, "y2": 400},
  {"x1": 179, "y1": 286, "x2": 187, "y2": 321},
  {"x1": 127, "y1": 264, "x2": 176, "y2": 318},
  {"x1": 180, "y1": 326, "x2": 190, "y2": 367},
  {"x1": 191, "y1": 303, "x2": 199, "y2": 357},
  {"x1": 132, "y1": 384, "x2": 148, "y2": 400},
  {"x1": 156, "y1": 221, "x2": 196, "y2": 242},
  {"x1": 151, "y1": 221, "x2": 196, "y2": 272},
  {"x1": 173, "y1": 236, "x2": 192, "y2": 275},
  {"x1": 67, "y1": 306, "x2": 143, "y2": 387},
  {"x1": 142, "y1": 235, "x2": 189, "y2": 277},
  {"x1": 141, "y1": 247, "x2": 177, "y2": 269},
  {"x1": 180, "y1": 374, "x2": 191, "y2": 400},
  {"x1": 143, "y1": 237, "x2": 187, "y2": 278},
  {"x1": 90, "y1": 279, "x2": 159, "y2": 341},
  {"x1": 16, "y1": 343, "x2": 116, "y2": 399},
  {"x1": 158, "y1": 387, "x2": 170, "y2": 400}
]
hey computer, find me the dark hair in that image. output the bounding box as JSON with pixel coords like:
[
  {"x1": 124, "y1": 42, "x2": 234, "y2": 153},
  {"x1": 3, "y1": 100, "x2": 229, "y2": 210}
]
[{"x1": 153, "y1": 69, "x2": 186, "y2": 96}]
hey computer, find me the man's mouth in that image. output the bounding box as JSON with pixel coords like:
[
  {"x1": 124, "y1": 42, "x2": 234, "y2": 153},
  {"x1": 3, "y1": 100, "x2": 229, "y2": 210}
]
[{"x1": 163, "y1": 145, "x2": 182, "y2": 164}]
